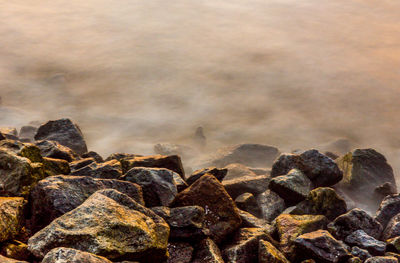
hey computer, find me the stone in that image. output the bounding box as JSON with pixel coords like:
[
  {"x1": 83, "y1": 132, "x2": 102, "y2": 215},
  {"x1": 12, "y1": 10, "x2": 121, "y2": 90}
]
[
  {"x1": 171, "y1": 174, "x2": 241, "y2": 243},
  {"x1": 351, "y1": 246, "x2": 372, "y2": 262},
  {"x1": 167, "y1": 242, "x2": 193, "y2": 263},
  {"x1": 122, "y1": 167, "x2": 178, "y2": 207},
  {"x1": 376, "y1": 194, "x2": 400, "y2": 229},
  {"x1": 328, "y1": 208, "x2": 383, "y2": 240},
  {"x1": 81, "y1": 151, "x2": 104, "y2": 163},
  {"x1": 345, "y1": 230, "x2": 386, "y2": 256},
  {"x1": 120, "y1": 155, "x2": 185, "y2": 179},
  {"x1": 259, "y1": 239, "x2": 290, "y2": 263},
  {"x1": 0, "y1": 255, "x2": 28, "y2": 263},
  {"x1": 30, "y1": 175, "x2": 144, "y2": 232},
  {"x1": 222, "y1": 175, "x2": 270, "y2": 199},
  {"x1": 0, "y1": 128, "x2": 18, "y2": 140},
  {"x1": 269, "y1": 169, "x2": 312, "y2": 205},
  {"x1": 256, "y1": 190, "x2": 286, "y2": 222},
  {"x1": 223, "y1": 163, "x2": 258, "y2": 180},
  {"x1": 191, "y1": 238, "x2": 224, "y2": 263},
  {"x1": 238, "y1": 209, "x2": 273, "y2": 231},
  {"x1": 365, "y1": 256, "x2": 398, "y2": 263},
  {"x1": 0, "y1": 197, "x2": 24, "y2": 242},
  {"x1": 186, "y1": 167, "x2": 227, "y2": 185},
  {"x1": 42, "y1": 157, "x2": 70, "y2": 177},
  {"x1": 28, "y1": 189, "x2": 169, "y2": 261},
  {"x1": 172, "y1": 172, "x2": 188, "y2": 192},
  {"x1": 42, "y1": 247, "x2": 113, "y2": 263},
  {"x1": 105, "y1": 153, "x2": 140, "y2": 161},
  {"x1": 235, "y1": 193, "x2": 262, "y2": 217},
  {"x1": 71, "y1": 160, "x2": 122, "y2": 179},
  {"x1": 34, "y1": 118, "x2": 87, "y2": 155},
  {"x1": 291, "y1": 187, "x2": 347, "y2": 220},
  {"x1": 294, "y1": 230, "x2": 351, "y2": 263},
  {"x1": 382, "y1": 214, "x2": 400, "y2": 240},
  {"x1": 35, "y1": 140, "x2": 79, "y2": 162},
  {"x1": 387, "y1": 237, "x2": 400, "y2": 253},
  {"x1": 375, "y1": 183, "x2": 397, "y2": 201},
  {"x1": 0, "y1": 240, "x2": 31, "y2": 261}
]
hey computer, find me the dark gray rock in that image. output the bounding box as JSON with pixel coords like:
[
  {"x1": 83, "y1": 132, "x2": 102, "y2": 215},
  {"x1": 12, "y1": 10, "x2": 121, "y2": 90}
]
[
  {"x1": 256, "y1": 189, "x2": 286, "y2": 222},
  {"x1": 105, "y1": 153, "x2": 140, "y2": 161},
  {"x1": 259, "y1": 239, "x2": 290, "y2": 263},
  {"x1": 376, "y1": 194, "x2": 400, "y2": 230},
  {"x1": 222, "y1": 175, "x2": 270, "y2": 199},
  {"x1": 42, "y1": 247, "x2": 113, "y2": 263},
  {"x1": 238, "y1": 209, "x2": 273, "y2": 231},
  {"x1": 365, "y1": 256, "x2": 398, "y2": 263},
  {"x1": 35, "y1": 140, "x2": 79, "y2": 162},
  {"x1": 167, "y1": 242, "x2": 193, "y2": 263},
  {"x1": 351, "y1": 246, "x2": 372, "y2": 262},
  {"x1": 383, "y1": 214, "x2": 400, "y2": 240},
  {"x1": 191, "y1": 238, "x2": 224, "y2": 263},
  {"x1": 71, "y1": 160, "x2": 122, "y2": 179},
  {"x1": 187, "y1": 167, "x2": 227, "y2": 185},
  {"x1": 81, "y1": 151, "x2": 104, "y2": 163},
  {"x1": 345, "y1": 230, "x2": 386, "y2": 256},
  {"x1": 235, "y1": 193, "x2": 262, "y2": 217}
]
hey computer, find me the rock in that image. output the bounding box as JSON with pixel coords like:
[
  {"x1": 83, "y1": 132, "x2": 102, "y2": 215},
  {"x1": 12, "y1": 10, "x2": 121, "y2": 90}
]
[
  {"x1": 120, "y1": 155, "x2": 185, "y2": 179},
  {"x1": 269, "y1": 169, "x2": 312, "y2": 205},
  {"x1": 70, "y1": 157, "x2": 96, "y2": 170},
  {"x1": 35, "y1": 140, "x2": 79, "y2": 162},
  {"x1": 0, "y1": 140, "x2": 42, "y2": 163},
  {"x1": 294, "y1": 230, "x2": 351, "y2": 263},
  {"x1": 171, "y1": 174, "x2": 241, "y2": 243},
  {"x1": 345, "y1": 230, "x2": 386, "y2": 256},
  {"x1": 0, "y1": 255, "x2": 28, "y2": 263},
  {"x1": 151, "y1": 206, "x2": 207, "y2": 240},
  {"x1": 328, "y1": 208, "x2": 383, "y2": 240},
  {"x1": 376, "y1": 194, "x2": 400, "y2": 229},
  {"x1": 41, "y1": 247, "x2": 113, "y2": 263},
  {"x1": 81, "y1": 151, "x2": 104, "y2": 163},
  {"x1": 238, "y1": 209, "x2": 273, "y2": 230},
  {"x1": 0, "y1": 198, "x2": 24, "y2": 242},
  {"x1": 191, "y1": 238, "x2": 224, "y2": 263},
  {"x1": 222, "y1": 175, "x2": 270, "y2": 199},
  {"x1": 30, "y1": 175, "x2": 144, "y2": 232},
  {"x1": 18, "y1": 126, "x2": 37, "y2": 142},
  {"x1": 256, "y1": 190, "x2": 286, "y2": 222},
  {"x1": 275, "y1": 214, "x2": 329, "y2": 257},
  {"x1": 122, "y1": 167, "x2": 178, "y2": 207},
  {"x1": 0, "y1": 240, "x2": 31, "y2": 261},
  {"x1": 167, "y1": 242, "x2": 194, "y2": 263},
  {"x1": 34, "y1": 118, "x2": 87, "y2": 155},
  {"x1": 375, "y1": 183, "x2": 397, "y2": 201},
  {"x1": 223, "y1": 163, "x2": 258, "y2": 180},
  {"x1": 235, "y1": 193, "x2": 262, "y2": 217},
  {"x1": 154, "y1": 143, "x2": 196, "y2": 160},
  {"x1": 42, "y1": 157, "x2": 70, "y2": 177},
  {"x1": 0, "y1": 132, "x2": 6, "y2": 141},
  {"x1": 382, "y1": 214, "x2": 400, "y2": 240},
  {"x1": 351, "y1": 246, "x2": 372, "y2": 262},
  {"x1": 387, "y1": 237, "x2": 400, "y2": 253},
  {"x1": 337, "y1": 149, "x2": 397, "y2": 209},
  {"x1": 0, "y1": 128, "x2": 18, "y2": 140},
  {"x1": 259, "y1": 239, "x2": 290, "y2": 263},
  {"x1": 71, "y1": 160, "x2": 122, "y2": 179},
  {"x1": 365, "y1": 256, "x2": 398, "y2": 263},
  {"x1": 186, "y1": 167, "x2": 227, "y2": 185},
  {"x1": 28, "y1": 189, "x2": 169, "y2": 261},
  {"x1": 291, "y1": 187, "x2": 347, "y2": 220},
  {"x1": 172, "y1": 172, "x2": 188, "y2": 192},
  {"x1": 105, "y1": 153, "x2": 140, "y2": 161},
  {"x1": 222, "y1": 228, "x2": 274, "y2": 263},
  {"x1": 386, "y1": 253, "x2": 400, "y2": 262}
]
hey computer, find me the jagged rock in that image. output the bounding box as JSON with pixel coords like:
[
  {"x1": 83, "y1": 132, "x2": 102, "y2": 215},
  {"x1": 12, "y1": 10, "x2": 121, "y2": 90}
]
[
  {"x1": 171, "y1": 174, "x2": 241, "y2": 243},
  {"x1": 70, "y1": 157, "x2": 96, "y2": 170},
  {"x1": 19, "y1": 126, "x2": 37, "y2": 142},
  {"x1": 223, "y1": 163, "x2": 258, "y2": 180},
  {"x1": 167, "y1": 242, "x2": 193, "y2": 263},
  {"x1": 348, "y1": 257, "x2": 363, "y2": 263},
  {"x1": 28, "y1": 189, "x2": 169, "y2": 261},
  {"x1": 275, "y1": 214, "x2": 329, "y2": 257},
  {"x1": 0, "y1": 198, "x2": 24, "y2": 242},
  {"x1": 186, "y1": 167, "x2": 227, "y2": 185},
  {"x1": 269, "y1": 169, "x2": 312, "y2": 205},
  {"x1": 105, "y1": 153, "x2": 141, "y2": 161},
  {"x1": 81, "y1": 151, "x2": 104, "y2": 163},
  {"x1": 191, "y1": 238, "x2": 224, "y2": 263},
  {"x1": 120, "y1": 155, "x2": 185, "y2": 179},
  {"x1": 35, "y1": 140, "x2": 79, "y2": 162},
  {"x1": 0, "y1": 132, "x2": 6, "y2": 141},
  {"x1": 365, "y1": 256, "x2": 398, "y2": 263},
  {"x1": 291, "y1": 187, "x2": 347, "y2": 220},
  {"x1": 256, "y1": 189, "x2": 286, "y2": 222},
  {"x1": 222, "y1": 228, "x2": 274, "y2": 263},
  {"x1": 345, "y1": 230, "x2": 386, "y2": 256},
  {"x1": 271, "y1": 150, "x2": 343, "y2": 187},
  {"x1": 151, "y1": 206, "x2": 206, "y2": 240},
  {"x1": 35, "y1": 118, "x2": 87, "y2": 155},
  {"x1": 1, "y1": 240, "x2": 30, "y2": 261},
  {"x1": 30, "y1": 175, "x2": 144, "y2": 232},
  {"x1": 383, "y1": 214, "x2": 400, "y2": 240},
  {"x1": 337, "y1": 149, "x2": 397, "y2": 209},
  {"x1": 122, "y1": 167, "x2": 178, "y2": 207},
  {"x1": 387, "y1": 237, "x2": 400, "y2": 253},
  {"x1": 328, "y1": 208, "x2": 383, "y2": 240},
  {"x1": 351, "y1": 246, "x2": 372, "y2": 261},
  {"x1": 235, "y1": 193, "x2": 262, "y2": 217},
  {"x1": 259, "y1": 239, "x2": 290, "y2": 263},
  {"x1": 386, "y1": 253, "x2": 400, "y2": 262},
  {"x1": 0, "y1": 128, "x2": 18, "y2": 140},
  {"x1": 71, "y1": 160, "x2": 122, "y2": 179},
  {"x1": 238, "y1": 209, "x2": 273, "y2": 230},
  {"x1": 0, "y1": 255, "x2": 28, "y2": 263},
  {"x1": 294, "y1": 230, "x2": 351, "y2": 263},
  {"x1": 42, "y1": 247, "x2": 113, "y2": 263},
  {"x1": 223, "y1": 175, "x2": 270, "y2": 199},
  {"x1": 376, "y1": 194, "x2": 400, "y2": 229},
  {"x1": 42, "y1": 157, "x2": 70, "y2": 177}
]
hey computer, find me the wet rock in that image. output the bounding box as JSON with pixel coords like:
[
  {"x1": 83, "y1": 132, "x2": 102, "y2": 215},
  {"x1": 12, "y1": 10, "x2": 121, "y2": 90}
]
[
  {"x1": 0, "y1": 255, "x2": 28, "y2": 263},
  {"x1": 345, "y1": 230, "x2": 386, "y2": 256},
  {"x1": 122, "y1": 167, "x2": 178, "y2": 207},
  {"x1": 167, "y1": 242, "x2": 193, "y2": 263},
  {"x1": 235, "y1": 193, "x2": 262, "y2": 217},
  {"x1": 291, "y1": 187, "x2": 347, "y2": 220},
  {"x1": 191, "y1": 238, "x2": 224, "y2": 263},
  {"x1": 294, "y1": 230, "x2": 351, "y2": 263},
  {"x1": 35, "y1": 140, "x2": 79, "y2": 162},
  {"x1": 222, "y1": 175, "x2": 270, "y2": 199},
  {"x1": 71, "y1": 160, "x2": 122, "y2": 179},
  {"x1": 186, "y1": 167, "x2": 227, "y2": 185},
  {"x1": 223, "y1": 163, "x2": 258, "y2": 180},
  {"x1": 30, "y1": 175, "x2": 144, "y2": 233},
  {"x1": 269, "y1": 169, "x2": 312, "y2": 205},
  {"x1": 376, "y1": 194, "x2": 400, "y2": 229},
  {"x1": 328, "y1": 208, "x2": 383, "y2": 240},
  {"x1": 0, "y1": 240, "x2": 31, "y2": 261},
  {"x1": 81, "y1": 151, "x2": 104, "y2": 163},
  {"x1": 259, "y1": 239, "x2": 290, "y2": 263},
  {"x1": 171, "y1": 174, "x2": 241, "y2": 243},
  {"x1": 19, "y1": 126, "x2": 37, "y2": 142},
  {"x1": 42, "y1": 247, "x2": 113, "y2": 263},
  {"x1": 120, "y1": 155, "x2": 185, "y2": 179},
  {"x1": 351, "y1": 246, "x2": 372, "y2": 262},
  {"x1": 383, "y1": 214, "x2": 400, "y2": 240},
  {"x1": 365, "y1": 256, "x2": 398, "y2": 263},
  {"x1": 0, "y1": 197, "x2": 24, "y2": 242},
  {"x1": 256, "y1": 189, "x2": 286, "y2": 222},
  {"x1": 35, "y1": 118, "x2": 87, "y2": 155},
  {"x1": 28, "y1": 189, "x2": 169, "y2": 261},
  {"x1": 337, "y1": 149, "x2": 397, "y2": 209}
]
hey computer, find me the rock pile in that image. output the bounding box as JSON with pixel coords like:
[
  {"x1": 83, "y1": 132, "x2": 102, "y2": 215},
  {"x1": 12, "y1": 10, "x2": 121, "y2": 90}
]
[{"x1": 0, "y1": 118, "x2": 399, "y2": 262}]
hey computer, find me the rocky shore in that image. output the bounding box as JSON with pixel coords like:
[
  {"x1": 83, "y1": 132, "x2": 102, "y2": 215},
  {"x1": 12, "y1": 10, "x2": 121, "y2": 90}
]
[{"x1": 0, "y1": 118, "x2": 399, "y2": 263}]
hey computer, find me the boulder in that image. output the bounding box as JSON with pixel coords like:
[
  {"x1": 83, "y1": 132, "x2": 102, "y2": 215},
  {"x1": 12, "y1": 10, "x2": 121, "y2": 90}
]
[
  {"x1": 34, "y1": 118, "x2": 87, "y2": 155},
  {"x1": 259, "y1": 239, "x2": 290, "y2": 263},
  {"x1": 28, "y1": 189, "x2": 169, "y2": 261},
  {"x1": 345, "y1": 230, "x2": 386, "y2": 256},
  {"x1": 382, "y1": 214, "x2": 400, "y2": 240},
  {"x1": 167, "y1": 242, "x2": 194, "y2": 263},
  {"x1": 42, "y1": 157, "x2": 70, "y2": 177},
  {"x1": 235, "y1": 193, "x2": 262, "y2": 217},
  {"x1": 191, "y1": 238, "x2": 224, "y2": 263},
  {"x1": 351, "y1": 246, "x2": 372, "y2": 262},
  {"x1": 30, "y1": 175, "x2": 144, "y2": 232},
  {"x1": 81, "y1": 151, "x2": 104, "y2": 163},
  {"x1": 376, "y1": 194, "x2": 400, "y2": 229},
  {"x1": 238, "y1": 209, "x2": 273, "y2": 230},
  {"x1": 186, "y1": 167, "x2": 227, "y2": 185},
  {"x1": 122, "y1": 167, "x2": 178, "y2": 207},
  {"x1": 35, "y1": 140, "x2": 79, "y2": 162},
  {"x1": 328, "y1": 208, "x2": 383, "y2": 240},
  {"x1": 42, "y1": 247, "x2": 113, "y2": 263},
  {"x1": 71, "y1": 160, "x2": 122, "y2": 179},
  {"x1": 365, "y1": 256, "x2": 398, "y2": 263},
  {"x1": 0, "y1": 197, "x2": 24, "y2": 242},
  {"x1": 256, "y1": 190, "x2": 286, "y2": 222},
  {"x1": 171, "y1": 174, "x2": 241, "y2": 243},
  {"x1": 222, "y1": 175, "x2": 270, "y2": 199},
  {"x1": 294, "y1": 230, "x2": 351, "y2": 263}
]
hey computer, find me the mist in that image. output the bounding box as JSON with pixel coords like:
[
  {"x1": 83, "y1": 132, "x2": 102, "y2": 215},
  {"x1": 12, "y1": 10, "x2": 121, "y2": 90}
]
[{"x1": 1, "y1": 0, "x2": 400, "y2": 173}]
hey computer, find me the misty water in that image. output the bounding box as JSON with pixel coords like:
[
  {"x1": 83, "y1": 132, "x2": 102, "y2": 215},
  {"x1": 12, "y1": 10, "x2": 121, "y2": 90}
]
[{"x1": 1, "y1": 0, "x2": 400, "y2": 174}]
